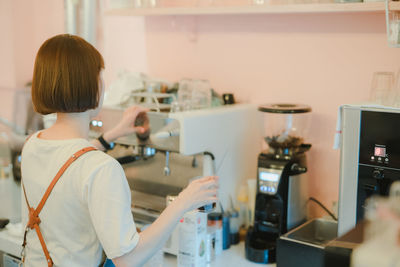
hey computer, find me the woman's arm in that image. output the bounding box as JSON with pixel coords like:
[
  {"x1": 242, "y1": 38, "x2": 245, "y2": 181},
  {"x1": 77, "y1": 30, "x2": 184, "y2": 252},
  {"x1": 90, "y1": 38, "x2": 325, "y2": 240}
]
[
  {"x1": 91, "y1": 106, "x2": 149, "y2": 151},
  {"x1": 112, "y1": 176, "x2": 218, "y2": 267}
]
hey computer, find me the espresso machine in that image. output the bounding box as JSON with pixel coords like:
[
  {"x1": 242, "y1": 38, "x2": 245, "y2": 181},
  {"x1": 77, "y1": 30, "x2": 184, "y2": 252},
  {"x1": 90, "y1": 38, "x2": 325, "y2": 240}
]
[
  {"x1": 338, "y1": 105, "x2": 400, "y2": 236},
  {"x1": 245, "y1": 104, "x2": 311, "y2": 264},
  {"x1": 90, "y1": 99, "x2": 261, "y2": 255}
]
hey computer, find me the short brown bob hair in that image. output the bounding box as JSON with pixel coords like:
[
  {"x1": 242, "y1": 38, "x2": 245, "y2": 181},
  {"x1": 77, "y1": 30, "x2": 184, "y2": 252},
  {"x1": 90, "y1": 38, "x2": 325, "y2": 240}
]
[{"x1": 32, "y1": 34, "x2": 104, "y2": 115}]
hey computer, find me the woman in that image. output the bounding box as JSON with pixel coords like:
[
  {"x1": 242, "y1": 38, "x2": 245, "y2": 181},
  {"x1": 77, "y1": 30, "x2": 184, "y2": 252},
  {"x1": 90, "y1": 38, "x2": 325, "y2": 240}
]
[{"x1": 21, "y1": 34, "x2": 218, "y2": 267}]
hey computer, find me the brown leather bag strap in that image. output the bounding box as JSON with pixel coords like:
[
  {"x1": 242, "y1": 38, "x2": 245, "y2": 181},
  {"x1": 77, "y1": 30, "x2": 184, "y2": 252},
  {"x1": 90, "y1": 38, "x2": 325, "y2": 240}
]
[
  {"x1": 22, "y1": 180, "x2": 31, "y2": 210},
  {"x1": 22, "y1": 146, "x2": 97, "y2": 266},
  {"x1": 33, "y1": 224, "x2": 53, "y2": 267}
]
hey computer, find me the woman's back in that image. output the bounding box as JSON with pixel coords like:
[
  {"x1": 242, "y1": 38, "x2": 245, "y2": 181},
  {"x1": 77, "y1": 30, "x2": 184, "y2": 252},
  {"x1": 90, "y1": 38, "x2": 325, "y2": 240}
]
[{"x1": 21, "y1": 132, "x2": 139, "y2": 267}]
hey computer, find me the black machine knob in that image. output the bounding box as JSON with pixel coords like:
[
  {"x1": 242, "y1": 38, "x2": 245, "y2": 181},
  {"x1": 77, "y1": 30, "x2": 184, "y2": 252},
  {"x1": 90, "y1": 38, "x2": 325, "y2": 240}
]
[
  {"x1": 363, "y1": 183, "x2": 377, "y2": 192},
  {"x1": 291, "y1": 163, "x2": 307, "y2": 173},
  {"x1": 372, "y1": 169, "x2": 384, "y2": 179}
]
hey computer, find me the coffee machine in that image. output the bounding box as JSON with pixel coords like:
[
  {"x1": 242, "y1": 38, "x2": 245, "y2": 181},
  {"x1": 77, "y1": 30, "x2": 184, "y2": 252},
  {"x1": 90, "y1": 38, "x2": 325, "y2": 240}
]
[
  {"x1": 245, "y1": 104, "x2": 311, "y2": 264},
  {"x1": 338, "y1": 105, "x2": 400, "y2": 236},
  {"x1": 90, "y1": 101, "x2": 261, "y2": 255}
]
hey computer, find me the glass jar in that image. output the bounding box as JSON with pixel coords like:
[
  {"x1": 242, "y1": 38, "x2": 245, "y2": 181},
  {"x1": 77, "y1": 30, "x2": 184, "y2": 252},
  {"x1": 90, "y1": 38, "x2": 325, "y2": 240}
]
[
  {"x1": 259, "y1": 103, "x2": 312, "y2": 156},
  {"x1": 386, "y1": 0, "x2": 400, "y2": 48}
]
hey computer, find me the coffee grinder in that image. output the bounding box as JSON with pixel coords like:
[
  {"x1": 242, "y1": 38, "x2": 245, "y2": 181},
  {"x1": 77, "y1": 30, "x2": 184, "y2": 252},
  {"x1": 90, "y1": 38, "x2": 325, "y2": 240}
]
[{"x1": 245, "y1": 104, "x2": 311, "y2": 264}]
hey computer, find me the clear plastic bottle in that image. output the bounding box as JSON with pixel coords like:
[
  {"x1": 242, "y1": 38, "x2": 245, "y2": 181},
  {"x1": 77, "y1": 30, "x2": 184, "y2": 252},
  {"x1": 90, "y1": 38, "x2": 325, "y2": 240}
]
[
  {"x1": 229, "y1": 210, "x2": 240, "y2": 245},
  {"x1": 229, "y1": 196, "x2": 240, "y2": 245},
  {"x1": 222, "y1": 212, "x2": 231, "y2": 250},
  {"x1": 237, "y1": 183, "x2": 249, "y2": 228}
]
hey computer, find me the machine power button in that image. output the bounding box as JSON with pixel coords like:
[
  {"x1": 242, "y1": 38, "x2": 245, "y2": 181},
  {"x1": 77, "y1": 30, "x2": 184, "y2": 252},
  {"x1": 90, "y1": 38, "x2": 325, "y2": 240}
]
[{"x1": 372, "y1": 170, "x2": 384, "y2": 179}]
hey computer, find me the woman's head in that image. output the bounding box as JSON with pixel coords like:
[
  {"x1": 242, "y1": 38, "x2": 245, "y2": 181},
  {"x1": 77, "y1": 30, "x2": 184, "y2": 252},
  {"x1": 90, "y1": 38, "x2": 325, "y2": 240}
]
[{"x1": 32, "y1": 34, "x2": 104, "y2": 115}]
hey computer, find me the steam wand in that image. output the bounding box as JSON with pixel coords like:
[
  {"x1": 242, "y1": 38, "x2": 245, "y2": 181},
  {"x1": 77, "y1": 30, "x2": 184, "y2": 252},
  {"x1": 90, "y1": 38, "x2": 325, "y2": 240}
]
[{"x1": 164, "y1": 151, "x2": 171, "y2": 176}]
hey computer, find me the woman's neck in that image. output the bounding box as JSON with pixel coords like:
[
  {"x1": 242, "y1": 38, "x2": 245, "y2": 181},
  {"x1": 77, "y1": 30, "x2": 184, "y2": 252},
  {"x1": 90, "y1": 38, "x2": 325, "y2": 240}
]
[{"x1": 39, "y1": 112, "x2": 91, "y2": 140}]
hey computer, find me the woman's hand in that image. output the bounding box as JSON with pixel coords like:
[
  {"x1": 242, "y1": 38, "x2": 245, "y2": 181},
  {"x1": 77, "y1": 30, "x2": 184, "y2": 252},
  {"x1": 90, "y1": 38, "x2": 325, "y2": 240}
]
[
  {"x1": 103, "y1": 106, "x2": 149, "y2": 143},
  {"x1": 176, "y1": 176, "x2": 219, "y2": 212},
  {"x1": 112, "y1": 175, "x2": 219, "y2": 267}
]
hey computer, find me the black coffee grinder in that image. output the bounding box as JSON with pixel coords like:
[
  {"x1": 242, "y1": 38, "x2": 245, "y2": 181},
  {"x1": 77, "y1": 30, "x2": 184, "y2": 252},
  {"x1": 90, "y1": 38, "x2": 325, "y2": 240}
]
[{"x1": 245, "y1": 104, "x2": 312, "y2": 264}]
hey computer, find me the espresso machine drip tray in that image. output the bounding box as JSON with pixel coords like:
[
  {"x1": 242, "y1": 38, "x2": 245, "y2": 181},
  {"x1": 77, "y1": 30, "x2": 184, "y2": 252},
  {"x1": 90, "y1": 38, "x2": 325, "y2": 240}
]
[
  {"x1": 129, "y1": 180, "x2": 184, "y2": 224},
  {"x1": 276, "y1": 219, "x2": 338, "y2": 267},
  {"x1": 121, "y1": 149, "x2": 203, "y2": 225}
]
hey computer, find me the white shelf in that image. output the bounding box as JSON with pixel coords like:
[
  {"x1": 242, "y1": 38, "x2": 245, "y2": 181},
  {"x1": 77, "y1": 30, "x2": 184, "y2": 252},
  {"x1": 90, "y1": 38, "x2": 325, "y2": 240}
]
[{"x1": 105, "y1": 1, "x2": 400, "y2": 16}]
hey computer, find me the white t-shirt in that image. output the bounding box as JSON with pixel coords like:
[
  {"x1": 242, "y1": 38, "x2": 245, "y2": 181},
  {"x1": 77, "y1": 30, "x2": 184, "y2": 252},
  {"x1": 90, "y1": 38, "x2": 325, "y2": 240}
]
[{"x1": 21, "y1": 132, "x2": 139, "y2": 267}]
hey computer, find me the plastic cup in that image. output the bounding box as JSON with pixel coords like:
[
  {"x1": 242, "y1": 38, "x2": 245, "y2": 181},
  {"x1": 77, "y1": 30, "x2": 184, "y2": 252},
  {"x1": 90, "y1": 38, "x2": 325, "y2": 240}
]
[{"x1": 369, "y1": 72, "x2": 395, "y2": 106}]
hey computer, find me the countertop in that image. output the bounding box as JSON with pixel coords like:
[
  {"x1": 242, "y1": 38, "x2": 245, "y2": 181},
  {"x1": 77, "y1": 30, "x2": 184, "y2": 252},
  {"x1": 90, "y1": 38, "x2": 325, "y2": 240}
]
[
  {"x1": 161, "y1": 241, "x2": 275, "y2": 267},
  {"x1": 0, "y1": 225, "x2": 275, "y2": 266},
  {"x1": 0, "y1": 224, "x2": 23, "y2": 258}
]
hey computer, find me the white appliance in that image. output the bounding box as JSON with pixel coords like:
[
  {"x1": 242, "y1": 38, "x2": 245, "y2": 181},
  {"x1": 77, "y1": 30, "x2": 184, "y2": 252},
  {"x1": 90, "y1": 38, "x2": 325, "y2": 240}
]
[
  {"x1": 91, "y1": 103, "x2": 262, "y2": 255},
  {"x1": 338, "y1": 104, "x2": 400, "y2": 236}
]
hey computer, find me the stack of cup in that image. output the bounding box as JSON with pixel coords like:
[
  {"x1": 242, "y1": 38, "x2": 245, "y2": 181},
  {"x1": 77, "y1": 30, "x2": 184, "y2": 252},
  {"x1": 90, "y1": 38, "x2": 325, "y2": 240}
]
[{"x1": 173, "y1": 79, "x2": 212, "y2": 112}]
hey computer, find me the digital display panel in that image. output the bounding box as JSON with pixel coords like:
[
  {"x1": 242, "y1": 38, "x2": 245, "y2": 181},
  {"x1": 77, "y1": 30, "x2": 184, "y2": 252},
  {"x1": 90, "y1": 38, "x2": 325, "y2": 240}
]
[
  {"x1": 374, "y1": 146, "x2": 386, "y2": 157},
  {"x1": 259, "y1": 172, "x2": 280, "y2": 182}
]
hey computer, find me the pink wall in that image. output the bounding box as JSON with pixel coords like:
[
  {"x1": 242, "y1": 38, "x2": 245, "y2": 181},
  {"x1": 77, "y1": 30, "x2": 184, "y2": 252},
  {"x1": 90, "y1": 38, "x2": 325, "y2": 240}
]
[
  {"x1": 0, "y1": 0, "x2": 64, "y2": 89},
  {"x1": 0, "y1": 0, "x2": 64, "y2": 121},
  {"x1": 2, "y1": 1, "x2": 400, "y2": 217},
  {"x1": 139, "y1": 13, "x2": 400, "y2": 216},
  {"x1": 103, "y1": 15, "x2": 149, "y2": 84},
  {"x1": 0, "y1": 0, "x2": 17, "y2": 88}
]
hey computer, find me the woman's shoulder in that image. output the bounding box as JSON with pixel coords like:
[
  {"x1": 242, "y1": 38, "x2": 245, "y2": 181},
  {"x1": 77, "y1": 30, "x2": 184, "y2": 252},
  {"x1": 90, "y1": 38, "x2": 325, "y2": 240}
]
[
  {"x1": 79, "y1": 149, "x2": 128, "y2": 197},
  {"x1": 79, "y1": 145, "x2": 125, "y2": 177},
  {"x1": 81, "y1": 148, "x2": 122, "y2": 171},
  {"x1": 71, "y1": 144, "x2": 127, "y2": 195},
  {"x1": 23, "y1": 132, "x2": 122, "y2": 173}
]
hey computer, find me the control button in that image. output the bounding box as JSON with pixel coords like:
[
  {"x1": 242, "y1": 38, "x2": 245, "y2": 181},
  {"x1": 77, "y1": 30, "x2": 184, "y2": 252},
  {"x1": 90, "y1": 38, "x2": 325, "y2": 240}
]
[
  {"x1": 371, "y1": 156, "x2": 375, "y2": 160},
  {"x1": 378, "y1": 157, "x2": 382, "y2": 161},
  {"x1": 385, "y1": 158, "x2": 389, "y2": 162},
  {"x1": 372, "y1": 170, "x2": 384, "y2": 179}
]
